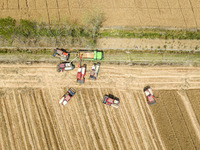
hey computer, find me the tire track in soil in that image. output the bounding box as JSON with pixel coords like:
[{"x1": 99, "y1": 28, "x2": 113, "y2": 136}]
[
  {"x1": 121, "y1": 91, "x2": 146, "y2": 150},
  {"x1": 77, "y1": 90, "x2": 100, "y2": 150},
  {"x1": 116, "y1": 90, "x2": 140, "y2": 150},
  {"x1": 164, "y1": 91, "x2": 196, "y2": 149},
  {"x1": 42, "y1": 88, "x2": 65, "y2": 150},
  {"x1": 18, "y1": 91, "x2": 37, "y2": 150},
  {"x1": 139, "y1": 90, "x2": 165, "y2": 150},
  {"x1": 70, "y1": 88, "x2": 90, "y2": 150},
  {"x1": 86, "y1": 88, "x2": 112, "y2": 150},
  {"x1": 93, "y1": 88, "x2": 117, "y2": 150},
  {"x1": 177, "y1": 90, "x2": 200, "y2": 141},
  {"x1": 23, "y1": 89, "x2": 48, "y2": 150},
  {"x1": 56, "y1": 89, "x2": 76, "y2": 150},
  {"x1": 34, "y1": 88, "x2": 60, "y2": 149},
  {"x1": 92, "y1": 88, "x2": 115, "y2": 150},
  {"x1": 63, "y1": 88, "x2": 88, "y2": 150},
  {"x1": 0, "y1": 97, "x2": 12, "y2": 150},
  {"x1": 127, "y1": 91, "x2": 149, "y2": 149},
  {"x1": 97, "y1": 88, "x2": 121, "y2": 150},
  {"x1": 49, "y1": 88, "x2": 73, "y2": 149},
  {"x1": 59, "y1": 88, "x2": 82, "y2": 150},
  {"x1": 12, "y1": 89, "x2": 32, "y2": 150},
  {"x1": 172, "y1": 91, "x2": 196, "y2": 149},
  {"x1": 134, "y1": 91, "x2": 157, "y2": 149},
  {"x1": 6, "y1": 91, "x2": 26, "y2": 150},
  {"x1": 105, "y1": 88, "x2": 133, "y2": 150},
  {"x1": 32, "y1": 89, "x2": 53, "y2": 150},
  {"x1": 82, "y1": 88, "x2": 105, "y2": 150}
]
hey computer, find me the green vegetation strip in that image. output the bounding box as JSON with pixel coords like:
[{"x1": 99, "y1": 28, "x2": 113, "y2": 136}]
[
  {"x1": 1, "y1": 49, "x2": 200, "y2": 66},
  {"x1": 1, "y1": 17, "x2": 200, "y2": 42},
  {"x1": 100, "y1": 28, "x2": 200, "y2": 40}
]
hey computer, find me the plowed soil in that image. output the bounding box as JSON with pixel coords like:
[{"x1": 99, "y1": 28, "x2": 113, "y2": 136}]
[
  {"x1": 0, "y1": 64, "x2": 200, "y2": 150},
  {"x1": 0, "y1": 0, "x2": 200, "y2": 28}
]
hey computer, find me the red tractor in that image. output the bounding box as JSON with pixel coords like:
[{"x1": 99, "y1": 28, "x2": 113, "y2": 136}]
[
  {"x1": 59, "y1": 88, "x2": 76, "y2": 105},
  {"x1": 53, "y1": 48, "x2": 70, "y2": 61},
  {"x1": 102, "y1": 94, "x2": 120, "y2": 108},
  {"x1": 77, "y1": 54, "x2": 86, "y2": 84},
  {"x1": 143, "y1": 86, "x2": 156, "y2": 105}
]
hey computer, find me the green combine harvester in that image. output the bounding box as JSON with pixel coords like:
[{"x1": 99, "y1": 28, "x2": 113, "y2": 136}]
[{"x1": 79, "y1": 50, "x2": 103, "y2": 60}]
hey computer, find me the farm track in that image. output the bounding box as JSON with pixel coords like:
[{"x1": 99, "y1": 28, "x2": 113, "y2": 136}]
[{"x1": 0, "y1": 64, "x2": 200, "y2": 149}]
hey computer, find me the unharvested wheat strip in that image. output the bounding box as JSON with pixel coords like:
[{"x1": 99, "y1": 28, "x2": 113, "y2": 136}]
[
  {"x1": 47, "y1": 87, "x2": 69, "y2": 149},
  {"x1": 58, "y1": 89, "x2": 85, "y2": 150},
  {"x1": 35, "y1": 89, "x2": 60, "y2": 149},
  {"x1": 134, "y1": 91, "x2": 158, "y2": 149},
  {"x1": 12, "y1": 90, "x2": 32, "y2": 150},
  {"x1": 92, "y1": 88, "x2": 115, "y2": 150},
  {"x1": 62, "y1": 105, "x2": 82, "y2": 150},
  {"x1": 124, "y1": 93, "x2": 148, "y2": 149},
  {"x1": 105, "y1": 88, "x2": 131, "y2": 150},
  {"x1": 42, "y1": 89, "x2": 65, "y2": 150},
  {"x1": 121, "y1": 91, "x2": 144, "y2": 150},
  {"x1": 115, "y1": 90, "x2": 139, "y2": 150},
  {"x1": 72, "y1": 94, "x2": 91, "y2": 150},
  {"x1": 98, "y1": 88, "x2": 121, "y2": 150},
  {"x1": 6, "y1": 93, "x2": 27, "y2": 150},
  {"x1": 1, "y1": 98, "x2": 17, "y2": 150},
  {"x1": 162, "y1": 94, "x2": 181, "y2": 149},
  {"x1": 79, "y1": 91, "x2": 101, "y2": 150},
  {"x1": 140, "y1": 92, "x2": 166, "y2": 150},
  {"x1": 24, "y1": 91, "x2": 48, "y2": 150},
  {"x1": 56, "y1": 89, "x2": 76, "y2": 150},
  {"x1": 58, "y1": 88, "x2": 82, "y2": 150},
  {"x1": 19, "y1": 93, "x2": 37, "y2": 150},
  {"x1": 85, "y1": 89, "x2": 107, "y2": 150}
]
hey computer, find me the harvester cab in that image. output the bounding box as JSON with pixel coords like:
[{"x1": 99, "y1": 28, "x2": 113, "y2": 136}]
[
  {"x1": 59, "y1": 88, "x2": 76, "y2": 105},
  {"x1": 89, "y1": 63, "x2": 100, "y2": 80},
  {"x1": 102, "y1": 94, "x2": 120, "y2": 108},
  {"x1": 53, "y1": 48, "x2": 70, "y2": 61},
  {"x1": 77, "y1": 54, "x2": 86, "y2": 84}
]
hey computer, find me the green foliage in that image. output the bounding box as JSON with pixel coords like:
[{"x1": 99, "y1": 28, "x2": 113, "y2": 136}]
[
  {"x1": 0, "y1": 17, "x2": 16, "y2": 38},
  {"x1": 17, "y1": 19, "x2": 37, "y2": 37}
]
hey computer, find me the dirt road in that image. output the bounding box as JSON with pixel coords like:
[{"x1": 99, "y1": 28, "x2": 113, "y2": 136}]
[{"x1": 0, "y1": 64, "x2": 200, "y2": 150}]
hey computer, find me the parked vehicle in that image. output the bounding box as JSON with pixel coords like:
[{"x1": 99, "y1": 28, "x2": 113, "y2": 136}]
[{"x1": 79, "y1": 50, "x2": 103, "y2": 60}]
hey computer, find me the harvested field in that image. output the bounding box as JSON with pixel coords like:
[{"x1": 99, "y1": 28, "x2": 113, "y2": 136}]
[
  {"x1": 0, "y1": 64, "x2": 200, "y2": 149},
  {"x1": 0, "y1": 0, "x2": 200, "y2": 28}
]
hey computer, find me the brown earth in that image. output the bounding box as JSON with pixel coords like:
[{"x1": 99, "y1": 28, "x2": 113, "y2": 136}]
[
  {"x1": 0, "y1": 64, "x2": 200, "y2": 149},
  {"x1": 0, "y1": 0, "x2": 200, "y2": 28}
]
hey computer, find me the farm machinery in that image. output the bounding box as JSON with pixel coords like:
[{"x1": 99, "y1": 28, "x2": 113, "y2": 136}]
[
  {"x1": 79, "y1": 50, "x2": 103, "y2": 60},
  {"x1": 76, "y1": 54, "x2": 86, "y2": 84},
  {"x1": 102, "y1": 94, "x2": 120, "y2": 108},
  {"x1": 59, "y1": 88, "x2": 76, "y2": 105},
  {"x1": 57, "y1": 56, "x2": 78, "y2": 72},
  {"x1": 89, "y1": 63, "x2": 100, "y2": 80},
  {"x1": 143, "y1": 86, "x2": 156, "y2": 105},
  {"x1": 53, "y1": 48, "x2": 70, "y2": 61}
]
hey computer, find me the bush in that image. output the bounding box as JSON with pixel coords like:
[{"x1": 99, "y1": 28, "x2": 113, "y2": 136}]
[{"x1": 0, "y1": 17, "x2": 16, "y2": 38}]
